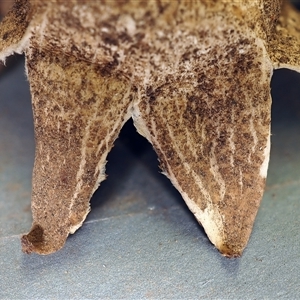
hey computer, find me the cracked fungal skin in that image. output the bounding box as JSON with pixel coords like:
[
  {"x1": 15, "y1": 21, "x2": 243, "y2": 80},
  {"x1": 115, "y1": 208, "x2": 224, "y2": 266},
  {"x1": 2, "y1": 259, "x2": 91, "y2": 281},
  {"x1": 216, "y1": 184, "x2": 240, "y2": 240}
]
[{"x1": 0, "y1": 0, "x2": 299, "y2": 257}]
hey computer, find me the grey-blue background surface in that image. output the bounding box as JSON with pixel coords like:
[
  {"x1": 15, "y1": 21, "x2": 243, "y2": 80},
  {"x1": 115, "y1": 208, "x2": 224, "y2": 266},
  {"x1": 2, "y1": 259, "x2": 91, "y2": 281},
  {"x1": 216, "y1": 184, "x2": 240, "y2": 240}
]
[{"x1": 0, "y1": 57, "x2": 299, "y2": 299}]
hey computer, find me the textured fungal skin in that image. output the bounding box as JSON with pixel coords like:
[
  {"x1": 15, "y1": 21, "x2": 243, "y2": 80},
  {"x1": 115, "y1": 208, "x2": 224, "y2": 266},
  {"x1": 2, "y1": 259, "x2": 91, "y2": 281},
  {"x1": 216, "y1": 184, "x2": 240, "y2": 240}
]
[
  {"x1": 0, "y1": 0, "x2": 299, "y2": 257},
  {"x1": 22, "y1": 47, "x2": 132, "y2": 253}
]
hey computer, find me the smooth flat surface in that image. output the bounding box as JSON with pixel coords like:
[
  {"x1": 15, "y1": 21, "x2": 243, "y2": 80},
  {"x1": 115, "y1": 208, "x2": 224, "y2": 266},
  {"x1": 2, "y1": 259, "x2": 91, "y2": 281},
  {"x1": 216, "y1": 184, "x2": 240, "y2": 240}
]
[{"x1": 0, "y1": 59, "x2": 299, "y2": 299}]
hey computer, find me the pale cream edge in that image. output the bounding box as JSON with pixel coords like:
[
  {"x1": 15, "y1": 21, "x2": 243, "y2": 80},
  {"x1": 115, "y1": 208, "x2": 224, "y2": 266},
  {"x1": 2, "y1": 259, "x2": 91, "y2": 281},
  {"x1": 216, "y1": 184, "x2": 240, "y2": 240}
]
[
  {"x1": 69, "y1": 207, "x2": 91, "y2": 234},
  {"x1": 259, "y1": 36, "x2": 274, "y2": 180},
  {"x1": 0, "y1": 29, "x2": 32, "y2": 62},
  {"x1": 69, "y1": 103, "x2": 133, "y2": 235},
  {"x1": 260, "y1": 131, "x2": 271, "y2": 178},
  {"x1": 273, "y1": 64, "x2": 300, "y2": 73}
]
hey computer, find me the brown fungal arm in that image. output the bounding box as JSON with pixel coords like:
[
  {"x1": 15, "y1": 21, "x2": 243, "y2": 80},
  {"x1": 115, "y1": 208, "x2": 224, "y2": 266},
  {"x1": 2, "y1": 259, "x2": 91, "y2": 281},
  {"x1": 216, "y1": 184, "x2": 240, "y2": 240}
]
[
  {"x1": 133, "y1": 19, "x2": 273, "y2": 257},
  {"x1": 21, "y1": 46, "x2": 132, "y2": 254}
]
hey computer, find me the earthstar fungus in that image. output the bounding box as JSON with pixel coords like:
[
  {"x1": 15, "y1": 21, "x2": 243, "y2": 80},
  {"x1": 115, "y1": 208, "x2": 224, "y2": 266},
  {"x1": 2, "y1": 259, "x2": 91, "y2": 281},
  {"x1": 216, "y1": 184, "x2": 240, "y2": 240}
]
[{"x1": 0, "y1": 0, "x2": 299, "y2": 257}]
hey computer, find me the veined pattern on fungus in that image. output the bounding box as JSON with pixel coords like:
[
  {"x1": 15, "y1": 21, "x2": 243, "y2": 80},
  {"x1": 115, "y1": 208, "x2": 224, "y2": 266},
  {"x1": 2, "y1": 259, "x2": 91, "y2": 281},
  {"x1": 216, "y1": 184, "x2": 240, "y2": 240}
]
[{"x1": 0, "y1": 0, "x2": 299, "y2": 257}]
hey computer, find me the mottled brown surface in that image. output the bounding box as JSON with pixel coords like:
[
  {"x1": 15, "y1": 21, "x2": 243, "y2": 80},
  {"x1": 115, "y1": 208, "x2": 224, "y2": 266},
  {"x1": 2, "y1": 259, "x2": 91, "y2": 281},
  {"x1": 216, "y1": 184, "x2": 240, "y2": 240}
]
[
  {"x1": 134, "y1": 25, "x2": 272, "y2": 256},
  {"x1": 22, "y1": 47, "x2": 132, "y2": 254},
  {"x1": 0, "y1": 0, "x2": 32, "y2": 55},
  {"x1": 0, "y1": 0, "x2": 299, "y2": 257},
  {"x1": 267, "y1": 1, "x2": 300, "y2": 71}
]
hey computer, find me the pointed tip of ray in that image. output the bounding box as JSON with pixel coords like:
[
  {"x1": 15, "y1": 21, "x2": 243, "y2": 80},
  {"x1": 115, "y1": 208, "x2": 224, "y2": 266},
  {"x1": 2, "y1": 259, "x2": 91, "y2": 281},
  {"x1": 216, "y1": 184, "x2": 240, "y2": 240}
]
[
  {"x1": 21, "y1": 223, "x2": 67, "y2": 255},
  {"x1": 215, "y1": 241, "x2": 244, "y2": 258},
  {"x1": 21, "y1": 224, "x2": 45, "y2": 254},
  {"x1": 205, "y1": 226, "x2": 248, "y2": 258}
]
